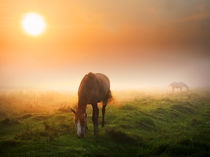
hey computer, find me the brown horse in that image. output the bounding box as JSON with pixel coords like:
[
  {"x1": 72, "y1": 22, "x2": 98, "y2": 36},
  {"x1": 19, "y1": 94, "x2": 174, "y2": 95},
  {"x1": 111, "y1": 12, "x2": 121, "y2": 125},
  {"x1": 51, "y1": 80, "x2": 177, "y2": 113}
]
[{"x1": 71, "y1": 72, "x2": 112, "y2": 138}]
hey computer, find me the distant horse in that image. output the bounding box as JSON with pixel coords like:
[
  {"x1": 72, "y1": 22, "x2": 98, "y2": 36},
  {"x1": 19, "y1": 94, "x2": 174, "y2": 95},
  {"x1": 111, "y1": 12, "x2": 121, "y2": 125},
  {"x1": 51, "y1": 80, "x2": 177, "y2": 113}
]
[
  {"x1": 71, "y1": 72, "x2": 112, "y2": 138},
  {"x1": 169, "y1": 82, "x2": 189, "y2": 92}
]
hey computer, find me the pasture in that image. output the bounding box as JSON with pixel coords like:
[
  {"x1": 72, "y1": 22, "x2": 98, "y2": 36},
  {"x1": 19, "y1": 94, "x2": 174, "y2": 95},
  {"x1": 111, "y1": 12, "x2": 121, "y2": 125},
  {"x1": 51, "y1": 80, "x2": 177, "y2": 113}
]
[{"x1": 0, "y1": 89, "x2": 210, "y2": 157}]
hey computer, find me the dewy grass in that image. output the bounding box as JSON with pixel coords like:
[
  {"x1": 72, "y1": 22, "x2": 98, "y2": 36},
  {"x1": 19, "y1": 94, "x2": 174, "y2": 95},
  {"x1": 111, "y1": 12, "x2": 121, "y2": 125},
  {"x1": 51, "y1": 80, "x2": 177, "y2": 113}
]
[{"x1": 0, "y1": 89, "x2": 210, "y2": 156}]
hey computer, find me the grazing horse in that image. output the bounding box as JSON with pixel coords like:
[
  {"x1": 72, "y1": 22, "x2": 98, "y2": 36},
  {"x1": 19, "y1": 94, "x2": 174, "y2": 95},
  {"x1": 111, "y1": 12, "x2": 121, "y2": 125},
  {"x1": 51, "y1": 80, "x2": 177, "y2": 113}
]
[
  {"x1": 71, "y1": 72, "x2": 112, "y2": 138},
  {"x1": 169, "y1": 82, "x2": 189, "y2": 92}
]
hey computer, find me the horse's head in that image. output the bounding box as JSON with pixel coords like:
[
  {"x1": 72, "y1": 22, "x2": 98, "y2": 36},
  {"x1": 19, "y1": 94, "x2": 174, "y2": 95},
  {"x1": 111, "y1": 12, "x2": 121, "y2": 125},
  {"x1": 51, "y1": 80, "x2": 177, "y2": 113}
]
[{"x1": 71, "y1": 108, "x2": 87, "y2": 138}]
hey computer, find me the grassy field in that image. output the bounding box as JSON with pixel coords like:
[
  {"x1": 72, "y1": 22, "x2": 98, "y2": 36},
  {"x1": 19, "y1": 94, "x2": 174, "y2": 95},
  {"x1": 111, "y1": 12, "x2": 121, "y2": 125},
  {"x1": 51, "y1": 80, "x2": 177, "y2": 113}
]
[{"x1": 0, "y1": 89, "x2": 210, "y2": 157}]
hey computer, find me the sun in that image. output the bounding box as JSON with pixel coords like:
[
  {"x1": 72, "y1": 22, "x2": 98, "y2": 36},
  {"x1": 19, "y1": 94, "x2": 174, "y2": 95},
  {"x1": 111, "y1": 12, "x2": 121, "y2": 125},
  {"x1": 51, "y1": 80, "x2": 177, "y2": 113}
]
[{"x1": 22, "y1": 13, "x2": 46, "y2": 36}]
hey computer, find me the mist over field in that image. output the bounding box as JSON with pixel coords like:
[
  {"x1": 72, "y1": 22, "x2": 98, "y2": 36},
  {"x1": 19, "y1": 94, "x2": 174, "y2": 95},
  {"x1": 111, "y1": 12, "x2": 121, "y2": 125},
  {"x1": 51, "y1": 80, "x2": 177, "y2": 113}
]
[{"x1": 0, "y1": 49, "x2": 209, "y2": 91}]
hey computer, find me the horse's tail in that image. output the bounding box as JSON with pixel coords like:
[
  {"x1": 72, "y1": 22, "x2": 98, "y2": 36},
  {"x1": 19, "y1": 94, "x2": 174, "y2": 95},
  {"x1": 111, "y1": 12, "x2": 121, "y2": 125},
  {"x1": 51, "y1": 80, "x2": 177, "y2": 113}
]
[
  {"x1": 108, "y1": 90, "x2": 112, "y2": 102},
  {"x1": 106, "y1": 90, "x2": 113, "y2": 103}
]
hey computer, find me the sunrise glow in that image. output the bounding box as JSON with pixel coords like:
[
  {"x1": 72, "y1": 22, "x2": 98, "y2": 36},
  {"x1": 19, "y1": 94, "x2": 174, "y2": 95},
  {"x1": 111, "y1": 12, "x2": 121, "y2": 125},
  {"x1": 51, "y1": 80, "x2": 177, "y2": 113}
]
[{"x1": 22, "y1": 13, "x2": 46, "y2": 36}]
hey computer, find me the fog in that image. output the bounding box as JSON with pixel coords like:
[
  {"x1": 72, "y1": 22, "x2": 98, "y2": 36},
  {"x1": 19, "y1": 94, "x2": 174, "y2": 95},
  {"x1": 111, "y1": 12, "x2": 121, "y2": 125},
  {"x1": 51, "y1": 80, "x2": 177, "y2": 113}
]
[{"x1": 0, "y1": 49, "x2": 209, "y2": 91}]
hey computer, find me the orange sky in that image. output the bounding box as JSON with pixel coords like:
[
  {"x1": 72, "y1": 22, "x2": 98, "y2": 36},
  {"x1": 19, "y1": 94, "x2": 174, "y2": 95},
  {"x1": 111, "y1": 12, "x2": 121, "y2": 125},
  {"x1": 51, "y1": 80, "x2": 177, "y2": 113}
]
[{"x1": 0, "y1": 0, "x2": 210, "y2": 90}]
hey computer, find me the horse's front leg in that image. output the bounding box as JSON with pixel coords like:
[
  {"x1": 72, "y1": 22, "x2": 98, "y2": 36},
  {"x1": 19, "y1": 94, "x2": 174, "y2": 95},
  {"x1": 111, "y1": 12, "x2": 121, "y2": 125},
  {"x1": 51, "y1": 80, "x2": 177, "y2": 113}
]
[{"x1": 92, "y1": 103, "x2": 99, "y2": 136}]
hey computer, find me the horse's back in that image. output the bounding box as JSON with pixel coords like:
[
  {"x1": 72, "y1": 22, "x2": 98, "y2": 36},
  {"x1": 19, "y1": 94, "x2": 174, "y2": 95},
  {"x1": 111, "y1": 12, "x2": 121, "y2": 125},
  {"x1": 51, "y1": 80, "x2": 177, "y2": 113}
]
[
  {"x1": 95, "y1": 73, "x2": 110, "y2": 90},
  {"x1": 179, "y1": 82, "x2": 187, "y2": 86},
  {"x1": 169, "y1": 82, "x2": 189, "y2": 90},
  {"x1": 169, "y1": 82, "x2": 178, "y2": 88},
  {"x1": 78, "y1": 72, "x2": 111, "y2": 104}
]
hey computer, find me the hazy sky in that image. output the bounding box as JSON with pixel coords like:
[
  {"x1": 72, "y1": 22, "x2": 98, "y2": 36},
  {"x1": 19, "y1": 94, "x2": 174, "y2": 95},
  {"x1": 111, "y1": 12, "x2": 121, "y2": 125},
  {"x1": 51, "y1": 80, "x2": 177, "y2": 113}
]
[{"x1": 0, "y1": 0, "x2": 210, "y2": 90}]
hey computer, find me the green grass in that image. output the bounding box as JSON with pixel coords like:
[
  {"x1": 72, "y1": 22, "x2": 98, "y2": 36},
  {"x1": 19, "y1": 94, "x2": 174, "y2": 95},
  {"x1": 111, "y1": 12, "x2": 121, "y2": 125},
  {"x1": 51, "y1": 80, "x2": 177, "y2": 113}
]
[{"x1": 0, "y1": 90, "x2": 210, "y2": 156}]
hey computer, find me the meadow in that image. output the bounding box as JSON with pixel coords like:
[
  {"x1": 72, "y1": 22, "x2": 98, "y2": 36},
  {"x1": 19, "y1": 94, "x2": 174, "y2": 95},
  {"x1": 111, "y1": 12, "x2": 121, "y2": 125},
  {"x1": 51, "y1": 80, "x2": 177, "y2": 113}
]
[{"x1": 0, "y1": 89, "x2": 210, "y2": 157}]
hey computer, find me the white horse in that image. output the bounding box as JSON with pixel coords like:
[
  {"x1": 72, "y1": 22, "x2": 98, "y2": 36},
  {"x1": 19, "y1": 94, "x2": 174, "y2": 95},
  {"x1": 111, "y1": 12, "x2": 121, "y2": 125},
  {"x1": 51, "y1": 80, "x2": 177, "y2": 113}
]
[{"x1": 169, "y1": 82, "x2": 189, "y2": 92}]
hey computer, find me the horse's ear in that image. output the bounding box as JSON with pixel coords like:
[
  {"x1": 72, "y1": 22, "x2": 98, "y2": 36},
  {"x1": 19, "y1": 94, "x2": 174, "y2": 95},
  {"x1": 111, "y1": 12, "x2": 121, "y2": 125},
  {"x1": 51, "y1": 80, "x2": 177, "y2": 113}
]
[{"x1": 71, "y1": 108, "x2": 76, "y2": 114}]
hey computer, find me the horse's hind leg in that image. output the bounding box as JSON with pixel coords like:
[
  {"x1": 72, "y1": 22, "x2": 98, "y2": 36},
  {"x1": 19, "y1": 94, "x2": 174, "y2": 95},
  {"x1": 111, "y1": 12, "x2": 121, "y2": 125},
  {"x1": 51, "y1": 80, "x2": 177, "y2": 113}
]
[
  {"x1": 92, "y1": 103, "x2": 99, "y2": 136},
  {"x1": 102, "y1": 100, "x2": 107, "y2": 127}
]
